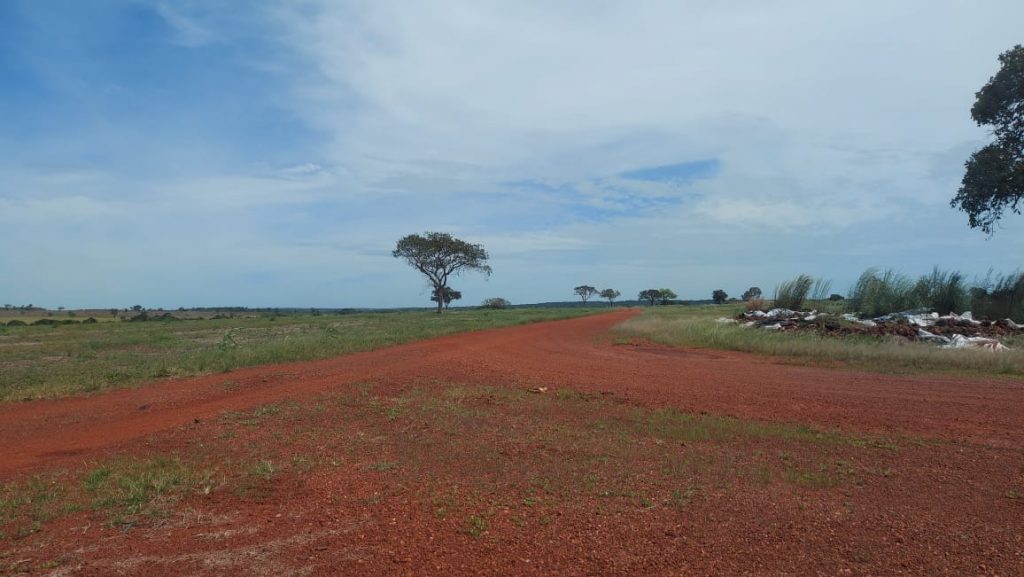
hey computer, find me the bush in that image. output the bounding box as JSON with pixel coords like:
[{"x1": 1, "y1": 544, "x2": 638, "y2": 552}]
[
  {"x1": 480, "y1": 297, "x2": 512, "y2": 310},
  {"x1": 5, "y1": 319, "x2": 26, "y2": 327}
]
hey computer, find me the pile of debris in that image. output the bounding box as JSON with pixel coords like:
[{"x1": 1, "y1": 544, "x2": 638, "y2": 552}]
[{"x1": 718, "y1": 308, "x2": 1022, "y2": 351}]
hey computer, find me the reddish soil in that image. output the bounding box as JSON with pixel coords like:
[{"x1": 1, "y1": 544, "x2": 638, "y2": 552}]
[{"x1": 2, "y1": 309, "x2": 1024, "y2": 576}]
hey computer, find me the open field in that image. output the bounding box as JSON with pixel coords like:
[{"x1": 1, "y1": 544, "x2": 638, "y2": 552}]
[
  {"x1": 615, "y1": 304, "x2": 1024, "y2": 377},
  {"x1": 0, "y1": 308, "x2": 602, "y2": 402},
  {"x1": 1, "y1": 311, "x2": 1023, "y2": 575}
]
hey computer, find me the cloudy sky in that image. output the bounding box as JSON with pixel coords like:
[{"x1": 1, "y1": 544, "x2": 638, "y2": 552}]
[{"x1": 2, "y1": 1, "x2": 1022, "y2": 309}]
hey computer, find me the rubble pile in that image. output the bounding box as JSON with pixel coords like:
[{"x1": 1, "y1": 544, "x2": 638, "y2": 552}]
[{"x1": 718, "y1": 308, "x2": 1022, "y2": 351}]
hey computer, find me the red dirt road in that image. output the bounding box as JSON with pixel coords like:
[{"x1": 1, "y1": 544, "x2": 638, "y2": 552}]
[
  {"x1": 2, "y1": 309, "x2": 1023, "y2": 478},
  {"x1": 3, "y1": 310, "x2": 1024, "y2": 576}
]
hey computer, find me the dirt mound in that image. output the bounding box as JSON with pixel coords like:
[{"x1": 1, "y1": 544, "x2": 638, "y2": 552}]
[{"x1": 737, "y1": 309, "x2": 1022, "y2": 345}]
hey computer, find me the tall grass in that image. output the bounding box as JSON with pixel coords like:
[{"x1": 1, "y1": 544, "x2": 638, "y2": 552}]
[
  {"x1": 845, "y1": 267, "x2": 1023, "y2": 319},
  {"x1": 972, "y1": 271, "x2": 1024, "y2": 321},
  {"x1": 911, "y1": 268, "x2": 970, "y2": 315},
  {"x1": 773, "y1": 275, "x2": 814, "y2": 310},
  {"x1": 769, "y1": 274, "x2": 833, "y2": 311},
  {"x1": 847, "y1": 268, "x2": 917, "y2": 317}
]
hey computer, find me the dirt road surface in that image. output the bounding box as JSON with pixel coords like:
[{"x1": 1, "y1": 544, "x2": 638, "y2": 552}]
[{"x1": 2, "y1": 310, "x2": 1023, "y2": 575}]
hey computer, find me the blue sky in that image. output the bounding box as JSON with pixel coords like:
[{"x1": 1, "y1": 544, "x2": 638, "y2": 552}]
[{"x1": 2, "y1": 1, "x2": 1023, "y2": 309}]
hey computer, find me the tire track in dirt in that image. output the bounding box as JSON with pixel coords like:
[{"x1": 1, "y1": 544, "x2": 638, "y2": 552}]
[{"x1": 2, "y1": 308, "x2": 1023, "y2": 478}]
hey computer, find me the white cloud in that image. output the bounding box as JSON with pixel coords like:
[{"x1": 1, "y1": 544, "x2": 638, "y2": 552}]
[
  {"x1": 276, "y1": 0, "x2": 1024, "y2": 228},
  {"x1": 155, "y1": 3, "x2": 216, "y2": 47},
  {"x1": 4, "y1": 1, "x2": 1024, "y2": 307}
]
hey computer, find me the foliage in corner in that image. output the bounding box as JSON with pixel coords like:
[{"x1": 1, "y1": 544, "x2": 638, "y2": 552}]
[{"x1": 951, "y1": 45, "x2": 1024, "y2": 234}]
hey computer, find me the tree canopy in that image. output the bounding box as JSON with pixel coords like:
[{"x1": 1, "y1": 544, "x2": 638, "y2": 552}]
[
  {"x1": 712, "y1": 289, "x2": 728, "y2": 304},
  {"x1": 573, "y1": 285, "x2": 598, "y2": 304},
  {"x1": 658, "y1": 288, "x2": 677, "y2": 305},
  {"x1": 951, "y1": 45, "x2": 1024, "y2": 234},
  {"x1": 638, "y1": 289, "x2": 662, "y2": 306},
  {"x1": 430, "y1": 286, "x2": 463, "y2": 310},
  {"x1": 393, "y1": 232, "x2": 491, "y2": 313},
  {"x1": 599, "y1": 288, "x2": 620, "y2": 306},
  {"x1": 741, "y1": 287, "x2": 762, "y2": 301}
]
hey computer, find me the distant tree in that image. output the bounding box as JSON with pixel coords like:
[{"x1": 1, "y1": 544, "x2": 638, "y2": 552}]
[
  {"x1": 131, "y1": 305, "x2": 143, "y2": 312},
  {"x1": 58, "y1": 306, "x2": 65, "y2": 311},
  {"x1": 573, "y1": 285, "x2": 598, "y2": 304},
  {"x1": 712, "y1": 289, "x2": 728, "y2": 304},
  {"x1": 2, "y1": 304, "x2": 11, "y2": 310},
  {"x1": 741, "y1": 287, "x2": 762, "y2": 301},
  {"x1": 951, "y1": 45, "x2": 1024, "y2": 234},
  {"x1": 109, "y1": 308, "x2": 118, "y2": 317},
  {"x1": 481, "y1": 297, "x2": 511, "y2": 309},
  {"x1": 658, "y1": 288, "x2": 677, "y2": 305},
  {"x1": 638, "y1": 289, "x2": 662, "y2": 306},
  {"x1": 829, "y1": 293, "x2": 845, "y2": 301},
  {"x1": 430, "y1": 286, "x2": 463, "y2": 310},
  {"x1": 599, "y1": 288, "x2": 621, "y2": 306},
  {"x1": 393, "y1": 232, "x2": 491, "y2": 314}
]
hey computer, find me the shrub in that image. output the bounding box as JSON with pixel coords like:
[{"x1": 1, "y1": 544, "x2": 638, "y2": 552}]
[
  {"x1": 480, "y1": 297, "x2": 512, "y2": 310},
  {"x1": 5, "y1": 319, "x2": 26, "y2": 327}
]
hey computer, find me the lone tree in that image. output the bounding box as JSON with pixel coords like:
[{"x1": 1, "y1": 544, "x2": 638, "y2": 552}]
[
  {"x1": 638, "y1": 289, "x2": 662, "y2": 306},
  {"x1": 951, "y1": 45, "x2": 1024, "y2": 234},
  {"x1": 430, "y1": 286, "x2": 463, "y2": 310},
  {"x1": 393, "y1": 232, "x2": 492, "y2": 314},
  {"x1": 712, "y1": 289, "x2": 728, "y2": 304},
  {"x1": 741, "y1": 287, "x2": 762, "y2": 301},
  {"x1": 573, "y1": 285, "x2": 598, "y2": 304},
  {"x1": 599, "y1": 288, "x2": 620, "y2": 306},
  {"x1": 658, "y1": 288, "x2": 677, "y2": 305}
]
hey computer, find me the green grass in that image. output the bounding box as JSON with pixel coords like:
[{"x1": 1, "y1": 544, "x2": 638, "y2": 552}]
[
  {"x1": 0, "y1": 308, "x2": 604, "y2": 401},
  {"x1": 614, "y1": 305, "x2": 1024, "y2": 376},
  {"x1": 1, "y1": 457, "x2": 217, "y2": 539}
]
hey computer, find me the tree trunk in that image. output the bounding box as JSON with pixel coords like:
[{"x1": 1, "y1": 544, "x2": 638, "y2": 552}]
[{"x1": 435, "y1": 286, "x2": 444, "y2": 314}]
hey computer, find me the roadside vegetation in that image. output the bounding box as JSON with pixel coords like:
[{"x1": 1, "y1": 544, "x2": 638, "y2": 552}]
[
  {"x1": 615, "y1": 304, "x2": 1024, "y2": 376},
  {"x1": 0, "y1": 308, "x2": 602, "y2": 402}
]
